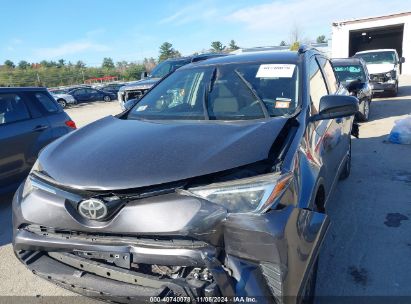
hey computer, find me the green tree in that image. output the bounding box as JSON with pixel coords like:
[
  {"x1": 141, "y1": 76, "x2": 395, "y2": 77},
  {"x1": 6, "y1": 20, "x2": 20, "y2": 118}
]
[
  {"x1": 316, "y1": 35, "x2": 326, "y2": 43},
  {"x1": 18, "y1": 60, "x2": 30, "y2": 69},
  {"x1": 124, "y1": 63, "x2": 145, "y2": 80},
  {"x1": 75, "y1": 60, "x2": 86, "y2": 69},
  {"x1": 228, "y1": 40, "x2": 239, "y2": 50},
  {"x1": 102, "y1": 57, "x2": 115, "y2": 69},
  {"x1": 159, "y1": 42, "x2": 180, "y2": 62},
  {"x1": 57, "y1": 59, "x2": 65, "y2": 67},
  {"x1": 4, "y1": 60, "x2": 15, "y2": 68},
  {"x1": 211, "y1": 41, "x2": 225, "y2": 52},
  {"x1": 279, "y1": 41, "x2": 287, "y2": 46},
  {"x1": 143, "y1": 57, "x2": 157, "y2": 73}
]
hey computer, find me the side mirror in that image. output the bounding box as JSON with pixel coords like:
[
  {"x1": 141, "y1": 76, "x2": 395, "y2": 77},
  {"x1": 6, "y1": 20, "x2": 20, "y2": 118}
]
[
  {"x1": 310, "y1": 95, "x2": 359, "y2": 121},
  {"x1": 399, "y1": 57, "x2": 405, "y2": 64},
  {"x1": 141, "y1": 71, "x2": 148, "y2": 79},
  {"x1": 346, "y1": 79, "x2": 363, "y2": 93},
  {"x1": 122, "y1": 98, "x2": 139, "y2": 111}
]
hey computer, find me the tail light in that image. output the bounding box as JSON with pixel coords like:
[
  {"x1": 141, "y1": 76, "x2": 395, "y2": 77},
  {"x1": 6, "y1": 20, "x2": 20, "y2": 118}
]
[{"x1": 65, "y1": 120, "x2": 77, "y2": 129}]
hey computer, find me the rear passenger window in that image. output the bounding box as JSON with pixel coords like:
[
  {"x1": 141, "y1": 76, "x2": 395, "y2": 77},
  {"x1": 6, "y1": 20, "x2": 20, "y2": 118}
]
[
  {"x1": 0, "y1": 93, "x2": 31, "y2": 125},
  {"x1": 33, "y1": 92, "x2": 59, "y2": 113},
  {"x1": 309, "y1": 58, "x2": 328, "y2": 114},
  {"x1": 317, "y1": 57, "x2": 339, "y2": 93}
]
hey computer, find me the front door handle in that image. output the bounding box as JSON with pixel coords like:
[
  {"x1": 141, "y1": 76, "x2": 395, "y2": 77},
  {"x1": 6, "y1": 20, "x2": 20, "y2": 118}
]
[{"x1": 33, "y1": 125, "x2": 48, "y2": 132}]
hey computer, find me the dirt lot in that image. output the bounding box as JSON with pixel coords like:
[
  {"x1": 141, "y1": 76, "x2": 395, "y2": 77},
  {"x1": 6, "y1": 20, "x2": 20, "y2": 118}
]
[{"x1": 1, "y1": 78, "x2": 411, "y2": 300}]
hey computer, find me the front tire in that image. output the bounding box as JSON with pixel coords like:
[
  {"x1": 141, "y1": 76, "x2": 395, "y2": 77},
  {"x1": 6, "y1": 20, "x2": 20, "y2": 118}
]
[
  {"x1": 390, "y1": 81, "x2": 398, "y2": 97},
  {"x1": 103, "y1": 95, "x2": 111, "y2": 102},
  {"x1": 57, "y1": 99, "x2": 67, "y2": 108},
  {"x1": 359, "y1": 100, "x2": 370, "y2": 122}
]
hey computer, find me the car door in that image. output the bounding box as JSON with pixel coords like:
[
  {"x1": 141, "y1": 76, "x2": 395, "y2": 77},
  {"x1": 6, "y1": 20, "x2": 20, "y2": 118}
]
[
  {"x1": 86, "y1": 89, "x2": 101, "y2": 101},
  {"x1": 71, "y1": 89, "x2": 87, "y2": 102},
  {"x1": 318, "y1": 56, "x2": 351, "y2": 172},
  {"x1": 308, "y1": 56, "x2": 341, "y2": 195},
  {"x1": 0, "y1": 92, "x2": 50, "y2": 191}
]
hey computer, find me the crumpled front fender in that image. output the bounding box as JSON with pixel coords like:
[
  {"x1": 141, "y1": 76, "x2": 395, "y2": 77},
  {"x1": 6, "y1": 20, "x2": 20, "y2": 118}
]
[{"x1": 223, "y1": 205, "x2": 329, "y2": 299}]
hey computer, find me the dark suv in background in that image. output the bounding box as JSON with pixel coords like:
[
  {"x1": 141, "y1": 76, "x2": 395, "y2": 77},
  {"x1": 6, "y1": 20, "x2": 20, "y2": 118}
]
[
  {"x1": 332, "y1": 58, "x2": 373, "y2": 121},
  {"x1": 13, "y1": 48, "x2": 358, "y2": 303},
  {"x1": 117, "y1": 53, "x2": 227, "y2": 106},
  {"x1": 0, "y1": 87, "x2": 76, "y2": 194}
]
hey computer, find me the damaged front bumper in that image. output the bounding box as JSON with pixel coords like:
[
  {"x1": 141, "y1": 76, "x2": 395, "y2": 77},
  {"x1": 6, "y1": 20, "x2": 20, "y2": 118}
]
[{"x1": 13, "y1": 180, "x2": 329, "y2": 303}]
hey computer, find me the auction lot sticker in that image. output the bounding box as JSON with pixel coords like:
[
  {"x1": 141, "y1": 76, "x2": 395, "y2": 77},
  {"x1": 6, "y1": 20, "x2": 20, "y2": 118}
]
[{"x1": 256, "y1": 64, "x2": 296, "y2": 78}]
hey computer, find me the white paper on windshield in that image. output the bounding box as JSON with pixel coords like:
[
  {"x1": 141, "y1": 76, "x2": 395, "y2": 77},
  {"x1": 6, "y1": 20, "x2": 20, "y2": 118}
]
[
  {"x1": 136, "y1": 105, "x2": 148, "y2": 112},
  {"x1": 256, "y1": 64, "x2": 296, "y2": 78}
]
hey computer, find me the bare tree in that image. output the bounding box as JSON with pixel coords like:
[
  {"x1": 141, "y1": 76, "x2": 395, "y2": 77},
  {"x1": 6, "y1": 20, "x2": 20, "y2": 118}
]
[{"x1": 288, "y1": 23, "x2": 303, "y2": 45}]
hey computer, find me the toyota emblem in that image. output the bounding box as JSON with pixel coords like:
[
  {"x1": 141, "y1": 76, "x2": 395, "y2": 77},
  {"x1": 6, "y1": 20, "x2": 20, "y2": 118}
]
[{"x1": 78, "y1": 198, "x2": 108, "y2": 220}]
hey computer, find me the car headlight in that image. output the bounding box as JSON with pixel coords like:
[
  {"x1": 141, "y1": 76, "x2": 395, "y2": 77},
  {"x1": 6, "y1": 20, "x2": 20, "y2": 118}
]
[
  {"x1": 22, "y1": 160, "x2": 42, "y2": 198},
  {"x1": 22, "y1": 176, "x2": 33, "y2": 199},
  {"x1": 181, "y1": 172, "x2": 293, "y2": 213},
  {"x1": 386, "y1": 70, "x2": 395, "y2": 78}
]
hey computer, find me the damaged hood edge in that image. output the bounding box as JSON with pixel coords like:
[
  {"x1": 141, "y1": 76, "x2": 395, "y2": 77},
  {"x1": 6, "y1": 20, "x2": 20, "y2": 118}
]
[{"x1": 38, "y1": 116, "x2": 289, "y2": 191}]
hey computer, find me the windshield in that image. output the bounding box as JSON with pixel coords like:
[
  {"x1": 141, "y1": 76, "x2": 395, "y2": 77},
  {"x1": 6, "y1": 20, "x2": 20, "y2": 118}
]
[
  {"x1": 150, "y1": 59, "x2": 191, "y2": 78},
  {"x1": 355, "y1": 51, "x2": 396, "y2": 64},
  {"x1": 333, "y1": 65, "x2": 366, "y2": 82},
  {"x1": 128, "y1": 63, "x2": 299, "y2": 121}
]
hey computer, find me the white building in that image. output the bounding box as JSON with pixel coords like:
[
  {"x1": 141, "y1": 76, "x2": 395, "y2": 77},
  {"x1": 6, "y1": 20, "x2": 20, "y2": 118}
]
[{"x1": 331, "y1": 11, "x2": 411, "y2": 74}]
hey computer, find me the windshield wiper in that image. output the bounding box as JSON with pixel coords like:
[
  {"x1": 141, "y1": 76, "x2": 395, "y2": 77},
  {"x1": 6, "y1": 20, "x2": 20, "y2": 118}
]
[
  {"x1": 203, "y1": 68, "x2": 217, "y2": 120},
  {"x1": 234, "y1": 70, "x2": 269, "y2": 118}
]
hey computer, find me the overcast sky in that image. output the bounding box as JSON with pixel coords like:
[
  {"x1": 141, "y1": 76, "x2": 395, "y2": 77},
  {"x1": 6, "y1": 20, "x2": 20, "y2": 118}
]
[{"x1": 1, "y1": 0, "x2": 411, "y2": 66}]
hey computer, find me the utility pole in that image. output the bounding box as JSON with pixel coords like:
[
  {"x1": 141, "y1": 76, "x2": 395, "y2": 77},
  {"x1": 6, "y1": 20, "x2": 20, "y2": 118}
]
[{"x1": 82, "y1": 70, "x2": 85, "y2": 83}]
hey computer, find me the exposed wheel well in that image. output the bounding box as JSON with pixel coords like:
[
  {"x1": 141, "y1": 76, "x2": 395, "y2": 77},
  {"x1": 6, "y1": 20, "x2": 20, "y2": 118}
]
[{"x1": 314, "y1": 185, "x2": 325, "y2": 212}]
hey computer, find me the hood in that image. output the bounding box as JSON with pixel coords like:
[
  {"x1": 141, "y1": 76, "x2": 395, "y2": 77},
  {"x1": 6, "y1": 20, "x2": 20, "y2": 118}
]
[
  {"x1": 366, "y1": 63, "x2": 395, "y2": 75},
  {"x1": 38, "y1": 116, "x2": 288, "y2": 190},
  {"x1": 122, "y1": 78, "x2": 160, "y2": 91}
]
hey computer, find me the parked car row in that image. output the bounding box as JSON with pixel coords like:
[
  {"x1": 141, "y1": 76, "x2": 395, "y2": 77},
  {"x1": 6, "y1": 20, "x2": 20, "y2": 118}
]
[
  {"x1": 11, "y1": 46, "x2": 359, "y2": 303},
  {"x1": 49, "y1": 85, "x2": 118, "y2": 108},
  {"x1": 331, "y1": 48, "x2": 405, "y2": 123}
]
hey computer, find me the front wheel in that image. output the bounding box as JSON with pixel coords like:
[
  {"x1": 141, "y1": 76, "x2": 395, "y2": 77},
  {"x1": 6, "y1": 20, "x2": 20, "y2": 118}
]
[
  {"x1": 57, "y1": 99, "x2": 67, "y2": 108},
  {"x1": 103, "y1": 95, "x2": 111, "y2": 102},
  {"x1": 359, "y1": 100, "x2": 370, "y2": 122},
  {"x1": 390, "y1": 81, "x2": 399, "y2": 97}
]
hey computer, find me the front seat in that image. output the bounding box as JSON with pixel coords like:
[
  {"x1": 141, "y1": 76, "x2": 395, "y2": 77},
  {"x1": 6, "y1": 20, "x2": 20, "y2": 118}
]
[{"x1": 209, "y1": 82, "x2": 239, "y2": 119}]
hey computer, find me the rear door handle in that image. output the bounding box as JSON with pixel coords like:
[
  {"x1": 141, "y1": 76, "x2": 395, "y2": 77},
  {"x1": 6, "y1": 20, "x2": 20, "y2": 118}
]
[{"x1": 33, "y1": 125, "x2": 49, "y2": 132}]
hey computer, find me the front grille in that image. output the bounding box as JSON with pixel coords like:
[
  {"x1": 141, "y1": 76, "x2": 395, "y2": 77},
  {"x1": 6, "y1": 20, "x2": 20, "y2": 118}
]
[
  {"x1": 370, "y1": 73, "x2": 388, "y2": 83},
  {"x1": 23, "y1": 224, "x2": 208, "y2": 249},
  {"x1": 125, "y1": 89, "x2": 148, "y2": 101}
]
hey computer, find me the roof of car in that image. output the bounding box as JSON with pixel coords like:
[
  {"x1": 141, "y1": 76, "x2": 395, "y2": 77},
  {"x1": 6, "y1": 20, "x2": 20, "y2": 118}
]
[
  {"x1": 332, "y1": 58, "x2": 365, "y2": 66},
  {"x1": 0, "y1": 87, "x2": 48, "y2": 92},
  {"x1": 164, "y1": 53, "x2": 227, "y2": 63},
  {"x1": 180, "y1": 50, "x2": 301, "y2": 69},
  {"x1": 355, "y1": 49, "x2": 397, "y2": 54}
]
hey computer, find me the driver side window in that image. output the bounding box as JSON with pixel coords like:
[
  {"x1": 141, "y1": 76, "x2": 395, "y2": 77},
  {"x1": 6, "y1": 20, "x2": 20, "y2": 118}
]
[{"x1": 309, "y1": 57, "x2": 328, "y2": 115}]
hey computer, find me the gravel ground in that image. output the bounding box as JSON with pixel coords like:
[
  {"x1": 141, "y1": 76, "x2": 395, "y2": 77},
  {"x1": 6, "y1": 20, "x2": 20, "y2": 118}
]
[{"x1": 0, "y1": 77, "x2": 411, "y2": 301}]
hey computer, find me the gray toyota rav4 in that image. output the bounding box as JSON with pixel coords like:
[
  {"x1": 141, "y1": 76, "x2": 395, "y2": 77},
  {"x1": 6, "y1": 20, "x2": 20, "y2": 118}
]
[{"x1": 13, "y1": 47, "x2": 357, "y2": 303}]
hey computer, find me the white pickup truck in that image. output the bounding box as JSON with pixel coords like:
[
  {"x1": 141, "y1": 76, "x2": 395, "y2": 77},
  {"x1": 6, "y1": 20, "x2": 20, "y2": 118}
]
[{"x1": 354, "y1": 49, "x2": 405, "y2": 96}]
